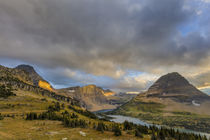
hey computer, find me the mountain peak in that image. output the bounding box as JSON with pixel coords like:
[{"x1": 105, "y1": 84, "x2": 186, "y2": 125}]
[
  {"x1": 162, "y1": 72, "x2": 186, "y2": 80},
  {"x1": 164, "y1": 72, "x2": 182, "y2": 77},
  {"x1": 15, "y1": 64, "x2": 53, "y2": 91},
  {"x1": 15, "y1": 64, "x2": 42, "y2": 83},
  {"x1": 146, "y1": 72, "x2": 209, "y2": 102},
  {"x1": 156, "y1": 72, "x2": 187, "y2": 82},
  {"x1": 148, "y1": 72, "x2": 189, "y2": 92},
  {"x1": 15, "y1": 64, "x2": 36, "y2": 74}
]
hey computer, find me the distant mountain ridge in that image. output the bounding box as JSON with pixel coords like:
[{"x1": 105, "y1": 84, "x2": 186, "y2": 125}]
[
  {"x1": 58, "y1": 85, "x2": 137, "y2": 111},
  {"x1": 57, "y1": 85, "x2": 116, "y2": 111}
]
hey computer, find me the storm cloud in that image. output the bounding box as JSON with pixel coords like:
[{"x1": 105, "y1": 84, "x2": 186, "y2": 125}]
[{"x1": 0, "y1": 0, "x2": 210, "y2": 92}]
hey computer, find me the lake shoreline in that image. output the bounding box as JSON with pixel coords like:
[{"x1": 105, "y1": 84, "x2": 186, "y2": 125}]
[{"x1": 108, "y1": 114, "x2": 210, "y2": 138}]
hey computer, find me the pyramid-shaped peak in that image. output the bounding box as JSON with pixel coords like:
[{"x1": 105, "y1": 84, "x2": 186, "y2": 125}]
[
  {"x1": 164, "y1": 72, "x2": 184, "y2": 77},
  {"x1": 160, "y1": 72, "x2": 185, "y2": 78},
  {"x1": 155, "y1": 72, "x2": 189, "y2": 85},
  {"x1": 166, "y1": 72, "x2": 181, "y2": 76},
  {"x1": 148, "y1": 72, "x2": 191, "y2": 92},
  {"x1": 145, "y1": 72, "x2": 209, "y2": 102}
]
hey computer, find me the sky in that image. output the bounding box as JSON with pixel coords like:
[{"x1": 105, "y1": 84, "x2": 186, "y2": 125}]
[{"x1": 0, "y1": 0, "x2": 210, "y2": 93}]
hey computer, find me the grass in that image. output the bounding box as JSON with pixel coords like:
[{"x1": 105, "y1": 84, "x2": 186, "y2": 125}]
[
  {"x1": 112, "y1": 100, "x2": 164, "y2": 117},
  {"x1": 0, "y1": 90, "x2": 150, "y2": 139},
  {"x1": 0, "y1": 94, "x2": 50, "y2": 115},
  {"x1": 0, "y1": 117, "x2": 150, "y2": 140}
]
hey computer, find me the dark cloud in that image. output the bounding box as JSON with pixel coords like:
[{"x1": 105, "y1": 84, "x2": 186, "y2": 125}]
[{"x1": 0, "y1": 0, "x2": 210, "y2": 91}]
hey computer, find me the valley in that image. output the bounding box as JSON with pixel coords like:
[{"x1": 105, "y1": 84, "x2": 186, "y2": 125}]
[
  {"x1": 1, "y1": 65, "x2": 209, "y2": 139},
  {"x1": 1, "y1": 0, "x2": 210, "y2": 139}
]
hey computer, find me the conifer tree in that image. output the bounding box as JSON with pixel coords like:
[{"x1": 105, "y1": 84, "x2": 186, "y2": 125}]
[{"x1": 113, "y1": 124, "x2": 122, "y2": 136}]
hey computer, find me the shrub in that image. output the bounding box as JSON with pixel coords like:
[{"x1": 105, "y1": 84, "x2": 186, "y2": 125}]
[
  {"x1": 123, "y1": 120, "x2": 134, "y2": 130},
  {"x1": 135, "y1": 129, "x2": 143, "y2": 138},
  {"x1": 96, "y1": 122, "x2": 106, "y2": 133},
  {"x1": 0, "y1": 113, "x2": 4, "y2": 120},
  {"x1": 0, "y1": 85, "x2": 16, "y2": 98},
  {"x1": 113, "y1": 125, "x2": 122, "y2": 136}
]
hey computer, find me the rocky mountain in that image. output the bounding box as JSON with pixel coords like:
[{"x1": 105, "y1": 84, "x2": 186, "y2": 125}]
[
  {"x1": 57, "y1": 85, "x2": 116, "y2": 111},
  {"x1": 15, "y1": 65, "x2": 53, "y2": 91},
  {"x1": 114, "y1": 72, "x2": 210, "y2": 113},
  {"x1": 0, "y1": 65, "x2": 78, "y2": 105},
  {"x1": 146, "y1": 72, "x2": 209, "y2": 103},
  {"x1": 0, "y1": 64, "x2": 126, "y2": 111},
  {"x1": 0, "y1": 65, "x2": 34, "y2": 85},
  {"x1": 112, "y1": 72, "x2": 210, "y2": 132},
  {"x1": 15, "y1": 65, "x2": 43, "y2": 85}
]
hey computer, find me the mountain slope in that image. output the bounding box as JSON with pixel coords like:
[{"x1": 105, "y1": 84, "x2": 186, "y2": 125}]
[
  {"x1": 0, "y1": 65, "x2": 78, "y2": 105},
  {"x1": 15, "y1": 65, "x2": 53, "y2": 91},
  {"x1": 57, "y1": 85, "x2": 116, "y2": 111}
]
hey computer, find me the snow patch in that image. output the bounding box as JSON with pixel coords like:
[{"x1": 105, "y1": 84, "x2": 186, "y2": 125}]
[
  {"x1": 192, "y1": 100, "x2": 200, "y2": 107},
  {"x1": 79, "y1": 131, "x2": 86, "y2": 137},
  {"x1": 69, "y1": 90, "x2": 75, "y2": 93}
]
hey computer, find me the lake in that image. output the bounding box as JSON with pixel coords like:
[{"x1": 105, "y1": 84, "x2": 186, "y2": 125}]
[{"x1": 108, "y1": 115, "x2": 210, "y2": 138}]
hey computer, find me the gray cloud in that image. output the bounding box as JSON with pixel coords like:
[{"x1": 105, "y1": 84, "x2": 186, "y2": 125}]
[{"x1": 0, "y1": 0, "x2": 210, "y2": 91}]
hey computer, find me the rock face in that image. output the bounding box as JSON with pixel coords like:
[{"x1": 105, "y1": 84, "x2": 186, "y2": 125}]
[
  {"x1": 146, "y1": 72, "x2": 209, "y2": 102},
  {"x1": 58, "y1": 85, "x2": 116, "y2": 111}
]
